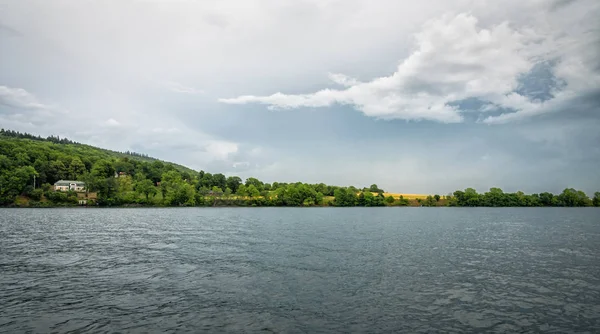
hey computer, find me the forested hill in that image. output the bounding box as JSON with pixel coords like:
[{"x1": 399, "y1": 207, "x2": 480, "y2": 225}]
[
  {"x1": 0, "y1": 129, "x2": 195, "y2": 174},
  {"x1": 0, "y1": 129, "x2": 197, "y2": 205},
  {"x1": 0, "y1": 128, "x2": 599, "y2": 208}
]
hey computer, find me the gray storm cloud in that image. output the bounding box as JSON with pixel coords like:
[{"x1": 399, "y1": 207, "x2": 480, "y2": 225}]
[{"x1": 1, "y1": 0, "x2": 599, "y2": 193}]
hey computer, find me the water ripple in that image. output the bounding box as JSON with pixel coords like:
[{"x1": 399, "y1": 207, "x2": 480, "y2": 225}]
[{"x1": 1, "y1": 208, "x2": 599, "y2": 333}]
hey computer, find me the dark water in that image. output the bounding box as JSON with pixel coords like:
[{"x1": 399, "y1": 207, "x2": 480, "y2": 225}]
[{"x1": 1, "y1": 208, "x2": 599, "y2": 333}]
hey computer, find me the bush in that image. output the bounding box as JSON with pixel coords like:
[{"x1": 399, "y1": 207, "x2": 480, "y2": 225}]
[
  {"x1": 67, "y1": 195, "x2": 78, "y2": 204},
  {"x1": 303, "y1": 198, "x2": 315, "y2": 206},
  {"x1": 45, "y1": 191, "x2": 68, "y2": 203},
  {"x1": 29, "y1": 189, "x2": 43, "y2": 201}
]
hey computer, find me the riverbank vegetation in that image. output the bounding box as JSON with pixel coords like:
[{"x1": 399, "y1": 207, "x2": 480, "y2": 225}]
[{"x1": 1, "y1": 129, "x2": 599, "y2": 208}]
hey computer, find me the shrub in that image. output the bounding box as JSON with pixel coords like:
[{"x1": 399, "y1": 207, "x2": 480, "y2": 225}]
[{"x1": 29, "y1": 189, "x2": 43, "y2": 201}]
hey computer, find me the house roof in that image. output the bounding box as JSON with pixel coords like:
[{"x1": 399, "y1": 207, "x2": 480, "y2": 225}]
[{"x1": 54, "y1": 180, "x2": 86, "y2": 186}]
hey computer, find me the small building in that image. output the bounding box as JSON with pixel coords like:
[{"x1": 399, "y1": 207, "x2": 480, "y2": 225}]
[
  {"x1": 54, "y1": 180, "x2": 86, "y2": 192},
  {"x1": 115, "y1": 171, "x2": 127, "y2": 178},
  {"x1": 76, "y1": 191, "x2": 98, "y2": 205}
]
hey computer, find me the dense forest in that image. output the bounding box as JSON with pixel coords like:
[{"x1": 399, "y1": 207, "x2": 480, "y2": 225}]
[{"x1": 0, "y1": 129, "x2": 598, "y2": 207}]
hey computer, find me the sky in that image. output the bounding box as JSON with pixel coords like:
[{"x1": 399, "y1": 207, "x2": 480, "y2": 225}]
[{"x1": 1, "y1": 0, "x2": 599, "y2": 194}]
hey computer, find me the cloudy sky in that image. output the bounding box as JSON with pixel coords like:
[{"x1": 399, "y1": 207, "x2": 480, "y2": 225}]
[{"x1": 1, "y1": 0, "x2": 599, "y2": 194}]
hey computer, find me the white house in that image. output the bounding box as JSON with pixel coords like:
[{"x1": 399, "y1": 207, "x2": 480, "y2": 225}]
[{"x1": 54, "y1": 180, "x2": 86, "y2": 192}]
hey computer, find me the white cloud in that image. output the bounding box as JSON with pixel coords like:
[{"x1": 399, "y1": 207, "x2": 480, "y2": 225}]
[
  {"x1": 0, "y1": 85, "x2": 54, "y2": 110},
  {"x1": 220, "y1": 5, "x2": 599, "y2": 124},
  {"x1": 480, "y1": 1, "x2": 600, "y2": 123},
  {"x1": 1, "y1": 0, "x2": 599, "y2": 192},
  {"x1": 204, "y1": 141, "x2": 238, "y2": 161},
  {"x1": 219, "y1": 13, "x2": 535, "y2": 123},
  {"x1": 105, "y1": 118, "x2": 121, "y2": 127},
  {"x1": 0, "y1": 85, "x2": 68, "y2": 127},
  {"x1": 232, "y1": 161, "x2": 250, "y2": 168},
  {"x1": 328, "y1": 73, "x2": 360, "y2": 87},
  {"x1": 164, "y1": 81, "x2": 204, "y2": 95}
]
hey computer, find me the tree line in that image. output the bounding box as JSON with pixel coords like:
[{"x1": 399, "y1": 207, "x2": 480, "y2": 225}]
[
  {"x1": 449, "y1": 187, "x2": 597, "y2": 207},
  {"x1": 0, "y1": 129, "x2": 154, "y2": 160},
  {"x1": 0, "y1": 131, "x2": 599, "y2": 207}
]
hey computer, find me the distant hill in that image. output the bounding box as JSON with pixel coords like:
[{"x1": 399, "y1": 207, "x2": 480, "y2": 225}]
[
  {"x1": 0, "y1": 128, "x2": 202, "y2": 205},
  {"x1": 0, "y1": 128, "x2": 196, "y2": 175},
  {"x1": 0, "y1": 128, "x2": 596, "y2": 208}
]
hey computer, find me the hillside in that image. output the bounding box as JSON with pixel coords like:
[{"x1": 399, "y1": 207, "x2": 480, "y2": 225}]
[
  {"x1": 0, "y1": 129, "x2": 195, "y2": 174},
  {"x1": 0, "y1": 129, "x2": 199, "y2": 206},
  {"x1": 0, "y1": 129, "x2": 597, "y2": 207},
  {"x1": 0, "y1": 129, "x2": 420, "y2": 207}
]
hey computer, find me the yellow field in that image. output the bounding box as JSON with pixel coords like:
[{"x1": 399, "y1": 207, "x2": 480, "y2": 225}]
[{"x1": 383, "y1": 193, "x2": 430, "y2": 200}]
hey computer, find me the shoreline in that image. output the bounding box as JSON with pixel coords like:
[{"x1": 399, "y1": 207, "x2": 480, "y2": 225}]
[{"x1": 3, "y1": 205, "x2": 598, "y2": 209}]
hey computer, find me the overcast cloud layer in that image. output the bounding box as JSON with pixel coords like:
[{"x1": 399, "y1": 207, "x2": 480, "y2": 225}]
[{"x1": 1, "y1": 0, "x2": 599, "y2": 194}]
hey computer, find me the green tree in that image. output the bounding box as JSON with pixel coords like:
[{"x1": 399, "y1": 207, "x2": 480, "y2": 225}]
[
  {"x1": 236, "y1": 184, "x2": 248, "y2": 197},
  {"x1": 80, "y1": 171, "x2": 94, "y2": 194},
  {"x1": 385, "y1": 195, "x2": 395, "y2": 204},
  {"x1": 146, "y1": 162, "x2": 163, "y2": 183},
  {"x1": 373, "y1": 192, "x2": 385, "y2": 206},
  {"x1": 162, "y1": 170, "x2": 196, "y2": 206},
  {"x1": 315, "y1": 192, "x2": 324, "y2": 206},
  {"x1": 135, "y1": 179, "x2": 157, "y2": 200},
  {"x1": 48, "y1": 160, "x2": 67, "y2": 182},
  {"x1": 558, "y1": 188, "x2": 591, "y2": 207},
  {"x1": 274, "y1": 183, "x2": 319, "y2": 206},
  {"x1": 33, "y1": 158, "x2": 48, "y2": 185},
  {"x1": 398, "y1": 195, "x2": 410, "y2": 206},
  {"x1": 226, "y1": 176, "x2": 242, "y2": 194},
  {"x1": 116, "y1": 175, "x2": 134, "y2": 193},
  {"x1": 89, "y1": 160, "x2": 118, "y2": 200},
  {"x1": 197, "y1": 186, "x2": 210, "y2": 196},
  {"x1": 453, "y1": 188, "x2": 481, "y2": 207},
  {"x1": 434, "y1": 194, "x2": 441, "y2": 202},
  {"x1": 69, "y1": 157, "x2": 86, "y2": 180},
  {"x1": 0, "y1": 166, "x2": 37, "y2": 204},
  {"x1": 364, "y1": 191, "x2": 375, "y2": 206},
  {"x1": 369, "y1": 184, "x2": 382, "y2": 193},
  {"x1": 29, "y1": 188, "x2": 43, "y2": 201},
  {"x1": 245, "y1": 177, "x2": 264, "y2": 191},
  {"x1": 197, "y1": 172, "x2": 213, "y2": 189},
  {"x1": 334, "y1": 188, "x2": 356, "y2": 207},
  {"x1": 175, "y1": 183, "x2": 196, "y2": 206},
  {"x1": 357, "y1": 192, "x2": 366, "y2": 206},
  {"x1": 97, "y1": 177, "x2": 118, "y2": 200},
  {"x1": 484, "y1": 188, "x2": 506, "y2": 207},
  {"x1": 91, "y1": 159, "x2": 116, "y2": 179},
  {"x1": 212, "y1": 173, "x2": 227, "y2": 191},
  {"x1": 0, "y1": 155, "x2": 13, "y2": 171},
  {"x1": 15, "y1": 152, "x2": 31, "y2": 166},
  {"x1": 161, "y1": 170, "x2": 181, "y2": 203},
  {"x1": 247, "y1": 184, "x2": 260, "y2": 198},
  {"x1": 593, "y1": 192, "x2": 600, "y2": 207},
  {"x1": 539, "y1": 192, "x2": 556, "y2": 206},
  {"x1": 114, "y1": 158, "x2": 134, "y2": 175}
]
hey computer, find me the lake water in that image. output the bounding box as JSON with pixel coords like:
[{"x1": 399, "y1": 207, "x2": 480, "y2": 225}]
[{"x1": 1, "y1": 208, "x2": 599, "y2": 333}]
